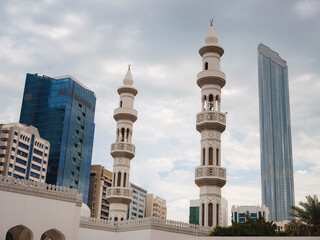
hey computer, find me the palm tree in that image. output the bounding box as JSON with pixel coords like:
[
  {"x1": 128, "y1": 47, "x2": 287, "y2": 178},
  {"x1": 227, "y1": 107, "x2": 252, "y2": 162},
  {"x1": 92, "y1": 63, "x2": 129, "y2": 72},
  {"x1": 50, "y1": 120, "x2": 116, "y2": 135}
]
[{"x1": 290, "y1": 195, "x2": 320, "y2": 236}]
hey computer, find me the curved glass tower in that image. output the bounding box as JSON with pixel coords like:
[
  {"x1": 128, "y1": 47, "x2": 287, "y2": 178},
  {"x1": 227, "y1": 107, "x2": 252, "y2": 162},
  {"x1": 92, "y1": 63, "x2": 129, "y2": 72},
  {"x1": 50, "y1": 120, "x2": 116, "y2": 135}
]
[{"x1": 258, "y1": 44, "x2": 294, "y2": 221}]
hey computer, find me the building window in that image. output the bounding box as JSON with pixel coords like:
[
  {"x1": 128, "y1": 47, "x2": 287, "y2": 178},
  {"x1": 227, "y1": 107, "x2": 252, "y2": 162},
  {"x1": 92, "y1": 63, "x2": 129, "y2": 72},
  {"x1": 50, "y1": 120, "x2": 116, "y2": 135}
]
[
  {"x1": 31, "y1": 164, "x2": 41, "y2": 171},
  {"x1": 13, "y1": 139, "x2": 17, "y2": 143},
  {"x1": 14, "y1": 166, "x2": 25, "y2": 173},
  {"x1": 117, "y1": 172, "x2": 121, "y2": 187},
  {"x1": 16, "y1": 158, "x2": 27, "y2": 165},
  {"x1": 216, "y1": 149, "x2": 219, "y2": 166},
  {"x1": 32, "y1": 156, "x2": 41, "y2": 163},
  {"x1": 18, "y1": 142, "x2": 29, "y2": 150},
  {"x1": 12, "y1": 147, "x2": 16, "y2": 152},
  {"x1": 208, "y1": 203, "x2": 213, "y2": 227},
  {"x1": 205, "y1": 62, "x2": 208, "y2": 70},
  {"x1": 123, "y1": 173, "x2": 127, "y2": 187},
  {"x1": 33, "y1": 149, "x2": 43, "y2": 156},
  {"x1": 17, "y1": 150, "x2": 28, "y2": 158},
  {"x1": 30, "y1": 172, "x2": 40, "y2": 178},
  {"x1": 9, "y1": 163, "x2": 13, "y2": 168},
  {"x1": 14, "y1": 131, "x2": 18, "y2": 136},
  {"x1": 10, "y1": 155, "x2": 14, "y2": 159}
]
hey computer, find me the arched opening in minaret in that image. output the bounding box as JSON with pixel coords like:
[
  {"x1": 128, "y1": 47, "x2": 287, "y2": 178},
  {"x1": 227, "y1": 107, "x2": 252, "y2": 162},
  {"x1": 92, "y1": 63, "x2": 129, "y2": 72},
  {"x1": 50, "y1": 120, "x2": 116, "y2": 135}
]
[
  {"x1": 208, "y1": 203, "x2": 213, "y2": 227},
  {"x1": 216, "y1": 95, "x2": 220, "y2": 111},
  {"x1": 113, "y1": 173, "x2": 116, "y2": 186},
  {"x1": 202, "y1": 95, "x2": 207, "y2": 111},
  {"x1": 123, "y1": 173, "x2": 127, "y2": 187},
  {"x1": 202, "y1": 148, "x2": 205, "y2": 165},
  {"x1": 116, "y1": 128, "x2": 119, "y2": 141},
  {"x1": 114, "y1": 217, "x2": 118, "y2": 221},
  {"x1": 205, "y1": 62, "x2": 208, "y2": 70},
  {"x1": 126, "y1": 128, "x2": 130, "y2": 142},
  {"x1": 201, "y1": 203, "x2": 205, "y2": 226},
  {"x1": 209, "y1": 95, "x2": 214, "y2": 111},
  {"x1": 209, "y1": 147, "x2": 213, "y2": 165},
  {"x1": 216, "y1": 148, "x2": 219, "y2": 166},
  {"x1": 216, "y1": 204, "x2": 220, "y2": 226},
  {"x1": 117, "y1": 172, "x2": 121, "y2": 187},
  {"x1": 120, "y1": 101, "x2": 123, "y2": 107},
  {"x1": 121, "y1": 128, "x2": 125, "y2": 142}
]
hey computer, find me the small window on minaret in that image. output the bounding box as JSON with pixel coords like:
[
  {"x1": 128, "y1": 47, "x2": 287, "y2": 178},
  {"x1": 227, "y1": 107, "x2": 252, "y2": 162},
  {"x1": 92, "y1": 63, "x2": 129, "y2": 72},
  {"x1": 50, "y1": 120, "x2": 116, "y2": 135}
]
[
  {"x1": 120, "y1": 101, "x2": 123, "y2": 107},
  {"x1": 117, "y1": 172, "x2": 122, "y2": 187},
  {"x1": 216, "y1": 149, "x2": 219, "y2": 166},
  {"x1": 209, "y1": 148, "x2": 213, "y2": 165},
  {"x1": 123, "y1": 173, "x2": 127, "y2": 187},
  {"x1": 205, "y1": 62, "x2": 208, "y2": 70},
  {"x1": 202, "y1": 148, "x2": 206, "y2": 165},
  {"x1": 121, "y1": 128, "x2": 125, "y2": 142}
]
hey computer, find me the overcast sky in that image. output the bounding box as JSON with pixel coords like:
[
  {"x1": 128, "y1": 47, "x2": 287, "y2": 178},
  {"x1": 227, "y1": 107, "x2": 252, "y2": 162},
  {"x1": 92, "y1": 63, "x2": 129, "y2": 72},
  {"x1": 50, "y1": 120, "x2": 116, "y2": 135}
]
[{"x1": 0, "y1": 0, "x2": 319, "y2": 223}]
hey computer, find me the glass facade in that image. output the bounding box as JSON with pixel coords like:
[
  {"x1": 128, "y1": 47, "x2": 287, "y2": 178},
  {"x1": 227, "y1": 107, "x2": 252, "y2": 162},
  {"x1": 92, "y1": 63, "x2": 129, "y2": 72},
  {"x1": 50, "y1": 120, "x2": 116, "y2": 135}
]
[
  {"x1": 19, "y1": 73, "x2": 96, "y2": 204},
  {"x1": 258, "y1": 44, "x2": 294, "y2": 221}
]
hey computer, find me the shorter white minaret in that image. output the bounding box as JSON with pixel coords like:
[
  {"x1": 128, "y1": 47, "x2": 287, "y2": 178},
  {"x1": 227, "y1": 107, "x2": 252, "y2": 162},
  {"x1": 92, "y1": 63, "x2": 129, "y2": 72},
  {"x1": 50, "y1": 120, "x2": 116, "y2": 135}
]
[{"x1": 106, "y1": 66, "x2": 138, "y2": 221}]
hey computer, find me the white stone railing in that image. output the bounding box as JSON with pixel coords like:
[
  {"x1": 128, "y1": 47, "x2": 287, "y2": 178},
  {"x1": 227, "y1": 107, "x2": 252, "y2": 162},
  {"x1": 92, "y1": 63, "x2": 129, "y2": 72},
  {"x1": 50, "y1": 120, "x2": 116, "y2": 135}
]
[
  {"x1": 111, "y1": 142, "x2": 135, "y2": 153},
  {"x1": 197, "y1": 112, "x2": 226, "y2": 124},
  {"x1": 106, "y1": 187, "x2": 133, "y2": 198},
  {"x1": 80, "y1": 216, "x2": 212, "y2": 236},
  {"x1": 195, "y1": 166, "x2": 226, "y2": 179},
  {"x1": 0, "y1": 175, "x2": 83, "y2": 206}
]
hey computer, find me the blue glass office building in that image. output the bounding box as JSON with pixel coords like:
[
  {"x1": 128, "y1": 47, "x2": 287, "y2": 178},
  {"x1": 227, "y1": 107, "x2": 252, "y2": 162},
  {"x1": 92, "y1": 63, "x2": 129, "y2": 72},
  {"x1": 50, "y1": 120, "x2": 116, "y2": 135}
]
[
  {"x1": 19, "y1": 73, "x2": 96, "y2": 204},
  {"x1": 258, "y1": 44, "x2": 294, "y2": 221}
]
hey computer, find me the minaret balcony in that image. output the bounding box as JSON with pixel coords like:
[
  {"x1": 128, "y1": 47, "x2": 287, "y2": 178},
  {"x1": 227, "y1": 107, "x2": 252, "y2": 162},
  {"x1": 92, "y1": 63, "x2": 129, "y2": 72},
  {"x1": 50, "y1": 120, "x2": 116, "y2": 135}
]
[
  {"x1": 110, "y1": 142, "x2": 135, "y2": 159},
  {"x1": 113, "y1": 108, "x2": 137, "y2": 122},
  {"x1": 197, "y1": 70, "x2": 226, "y2": 88},
  {"x1": 196, "y1": 111, "x2": 226, "y2": 132},
  {"x1": 195, "y1": 166, "x2": 226, "y2": 187},
  {"x1": 105, "y1": 187, "x2": 133, "y2": 204}
]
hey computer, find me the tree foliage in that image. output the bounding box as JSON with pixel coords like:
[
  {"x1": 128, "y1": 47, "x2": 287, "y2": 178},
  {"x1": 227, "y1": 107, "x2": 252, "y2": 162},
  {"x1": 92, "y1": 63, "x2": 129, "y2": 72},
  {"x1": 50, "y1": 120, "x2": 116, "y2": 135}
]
[
  {"x1": 209, "y1": 216, "x2": 277, "y2": 236},
  {"x1": 287, "y1": 195, "x2": 320, "y2": 236}
]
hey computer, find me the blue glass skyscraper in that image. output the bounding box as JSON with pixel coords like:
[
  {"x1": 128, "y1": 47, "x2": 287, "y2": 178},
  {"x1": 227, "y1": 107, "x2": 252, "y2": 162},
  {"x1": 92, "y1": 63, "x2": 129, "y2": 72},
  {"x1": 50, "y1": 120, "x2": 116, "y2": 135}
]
[
  {"x1": 258, "y1": 44, "x2": 294, "y2": 221},
  {"x1": 19, "y1": 73, "x2": 96, "y2": 204}
]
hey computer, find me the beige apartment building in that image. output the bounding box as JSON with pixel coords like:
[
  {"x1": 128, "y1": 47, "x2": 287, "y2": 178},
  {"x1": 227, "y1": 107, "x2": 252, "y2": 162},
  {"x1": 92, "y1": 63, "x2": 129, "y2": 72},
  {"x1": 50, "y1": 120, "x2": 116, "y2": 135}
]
[
  {"x1": 0, "y1": 123, "x2": 50, "y2": 182},
  {"x1": 146, "y1": 194, "x2": 167, "y2": 219},
  {"x1": 88, "y1": 165, "x2": 113, "y2": 219}
]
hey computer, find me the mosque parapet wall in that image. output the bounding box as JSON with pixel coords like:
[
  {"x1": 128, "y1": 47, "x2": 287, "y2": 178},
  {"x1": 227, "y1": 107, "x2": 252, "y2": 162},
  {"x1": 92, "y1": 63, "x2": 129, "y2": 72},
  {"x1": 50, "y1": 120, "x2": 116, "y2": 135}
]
[
  {"x1": 0, "y1": 175, "x2": 82, "y2": 206},
  {"x1": 80, "y1": 216, "x2": 212, "y2": 236}
]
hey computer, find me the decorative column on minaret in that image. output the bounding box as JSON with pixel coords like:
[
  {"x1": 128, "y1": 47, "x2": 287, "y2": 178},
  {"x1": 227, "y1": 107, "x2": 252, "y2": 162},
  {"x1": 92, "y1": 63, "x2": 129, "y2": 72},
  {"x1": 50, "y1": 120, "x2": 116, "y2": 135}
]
[
  {"x1": 194, "y1": 21, "x2": 227, "y2": 227},
  {"x1": 106, "y1": 66, "x2": 138, "y2": 222}
]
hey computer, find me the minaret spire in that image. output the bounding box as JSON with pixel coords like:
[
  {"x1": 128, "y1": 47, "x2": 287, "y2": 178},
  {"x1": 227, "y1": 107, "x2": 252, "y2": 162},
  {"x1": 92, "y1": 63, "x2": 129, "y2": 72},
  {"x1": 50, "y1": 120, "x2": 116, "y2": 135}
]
[
  {"x1": 194, "y1": 23, "x2": 227, "y2": 228},
  {"x1": 106, "y1": 67, "x2": 138, "y2": 222}
]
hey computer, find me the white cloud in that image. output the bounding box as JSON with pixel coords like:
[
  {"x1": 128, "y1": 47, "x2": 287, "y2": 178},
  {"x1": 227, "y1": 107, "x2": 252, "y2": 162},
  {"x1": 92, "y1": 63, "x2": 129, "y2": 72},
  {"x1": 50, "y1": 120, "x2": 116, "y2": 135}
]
[{"x1": 295, "y1": 0, "x2": 320, "y2": 18}]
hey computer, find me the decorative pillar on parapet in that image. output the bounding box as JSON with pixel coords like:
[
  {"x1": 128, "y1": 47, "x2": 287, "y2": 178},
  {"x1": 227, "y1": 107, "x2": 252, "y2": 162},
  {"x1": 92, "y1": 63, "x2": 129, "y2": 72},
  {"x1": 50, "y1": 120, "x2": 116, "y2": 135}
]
[
  {"x1": 195, "y1": 22, "x2": 227, "y2": 227},
  {"x1": 106, "y1": 66, "x2": 138, "y2": 221}
]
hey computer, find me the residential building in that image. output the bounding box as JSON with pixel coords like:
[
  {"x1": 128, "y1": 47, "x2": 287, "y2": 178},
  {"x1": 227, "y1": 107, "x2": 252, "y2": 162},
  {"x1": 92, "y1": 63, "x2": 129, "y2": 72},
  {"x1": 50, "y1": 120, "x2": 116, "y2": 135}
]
[
  {"x1": 127, "y1": 183, "x2": 147, "y2": 219},
  {"x1": 189, "y1": 198, "x2": 228, "y2": 226},
  {"x1": 19, "y1": 73, "x2": 96, "y2": 204},
  {"x1": 231, "y1": 204, "x2": 269, "y2": 223},
  {"x1": 106, "y1": 67, "x2": 138, "y2": 221},
  {"x1": 87, "y1": 165, "x2": 112, "y2": 220},
  {"x1": 0, "y1": 123, "x2": 50, "y2": 182},
  {"x1": 146, "y1": 194, "x2": 167, "y2": 219},
  {"x1": 258, "y1": 44, "x2": 295, "y2": 221},
  {"x1": 193, "y1": 22, "x2": 227, "y2": 227}
]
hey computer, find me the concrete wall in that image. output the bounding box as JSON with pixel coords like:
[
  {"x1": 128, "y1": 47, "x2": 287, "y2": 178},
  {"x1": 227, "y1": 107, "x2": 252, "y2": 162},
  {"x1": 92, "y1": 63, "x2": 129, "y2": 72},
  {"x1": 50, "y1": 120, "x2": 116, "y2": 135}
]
[{"x1": 0, "y1": 190, "x2": 81, "y2": 240}]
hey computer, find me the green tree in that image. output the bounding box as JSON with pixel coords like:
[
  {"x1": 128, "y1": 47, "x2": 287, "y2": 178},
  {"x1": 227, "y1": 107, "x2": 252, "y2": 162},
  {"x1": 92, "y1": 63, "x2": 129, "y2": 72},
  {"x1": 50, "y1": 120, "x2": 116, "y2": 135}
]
[
  {"x1": 209, "y1": 215, "x2": 277, "y2": 236},
  {"x1": 288, "y1": 195, "x2": 320, "y2": 236}
]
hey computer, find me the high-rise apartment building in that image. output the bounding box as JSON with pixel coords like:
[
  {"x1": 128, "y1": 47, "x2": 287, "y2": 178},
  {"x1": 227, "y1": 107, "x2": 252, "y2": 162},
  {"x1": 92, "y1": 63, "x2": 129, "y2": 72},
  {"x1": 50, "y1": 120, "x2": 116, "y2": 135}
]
[
  {"x1": 258, "y1": 44, "x2": 294, "y2": 221},
  {"x1": 146, "y1": 194, "x2": 167, "y2": 219},
  {"x1": 0, "y1": 123, "x2": 50, "y2": 182},
  {"x1": 127, "y1": 183, "x2": 147, "y2": 219},
  {"x1": 19, "y1": 73, "x2": 96, "y2": 204},
  {"x1": 88, "y1": 165, "x2": 112, "y2": 220}
]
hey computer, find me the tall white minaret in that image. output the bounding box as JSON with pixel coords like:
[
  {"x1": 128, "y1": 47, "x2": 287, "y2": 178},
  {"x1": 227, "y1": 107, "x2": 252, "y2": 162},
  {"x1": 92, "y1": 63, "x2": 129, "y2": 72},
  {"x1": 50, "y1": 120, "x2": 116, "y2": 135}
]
[
  {"x1": 106, "y1": 66, "x2": 138, "y2": 221},
  {"x1": 194, "y1": 21, "x2": 227, "y2": 227}
]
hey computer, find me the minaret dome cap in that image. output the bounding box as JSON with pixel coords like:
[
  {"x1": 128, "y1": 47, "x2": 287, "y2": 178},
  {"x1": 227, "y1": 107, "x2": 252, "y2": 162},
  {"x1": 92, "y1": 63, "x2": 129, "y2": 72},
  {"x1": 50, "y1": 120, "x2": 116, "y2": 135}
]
[
  {"x1": 205, "y1": 25, "x2": 218, "y2": 44},
  {"x1": 123, "y1": 65, "x2": 134, "y2": 86}
]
